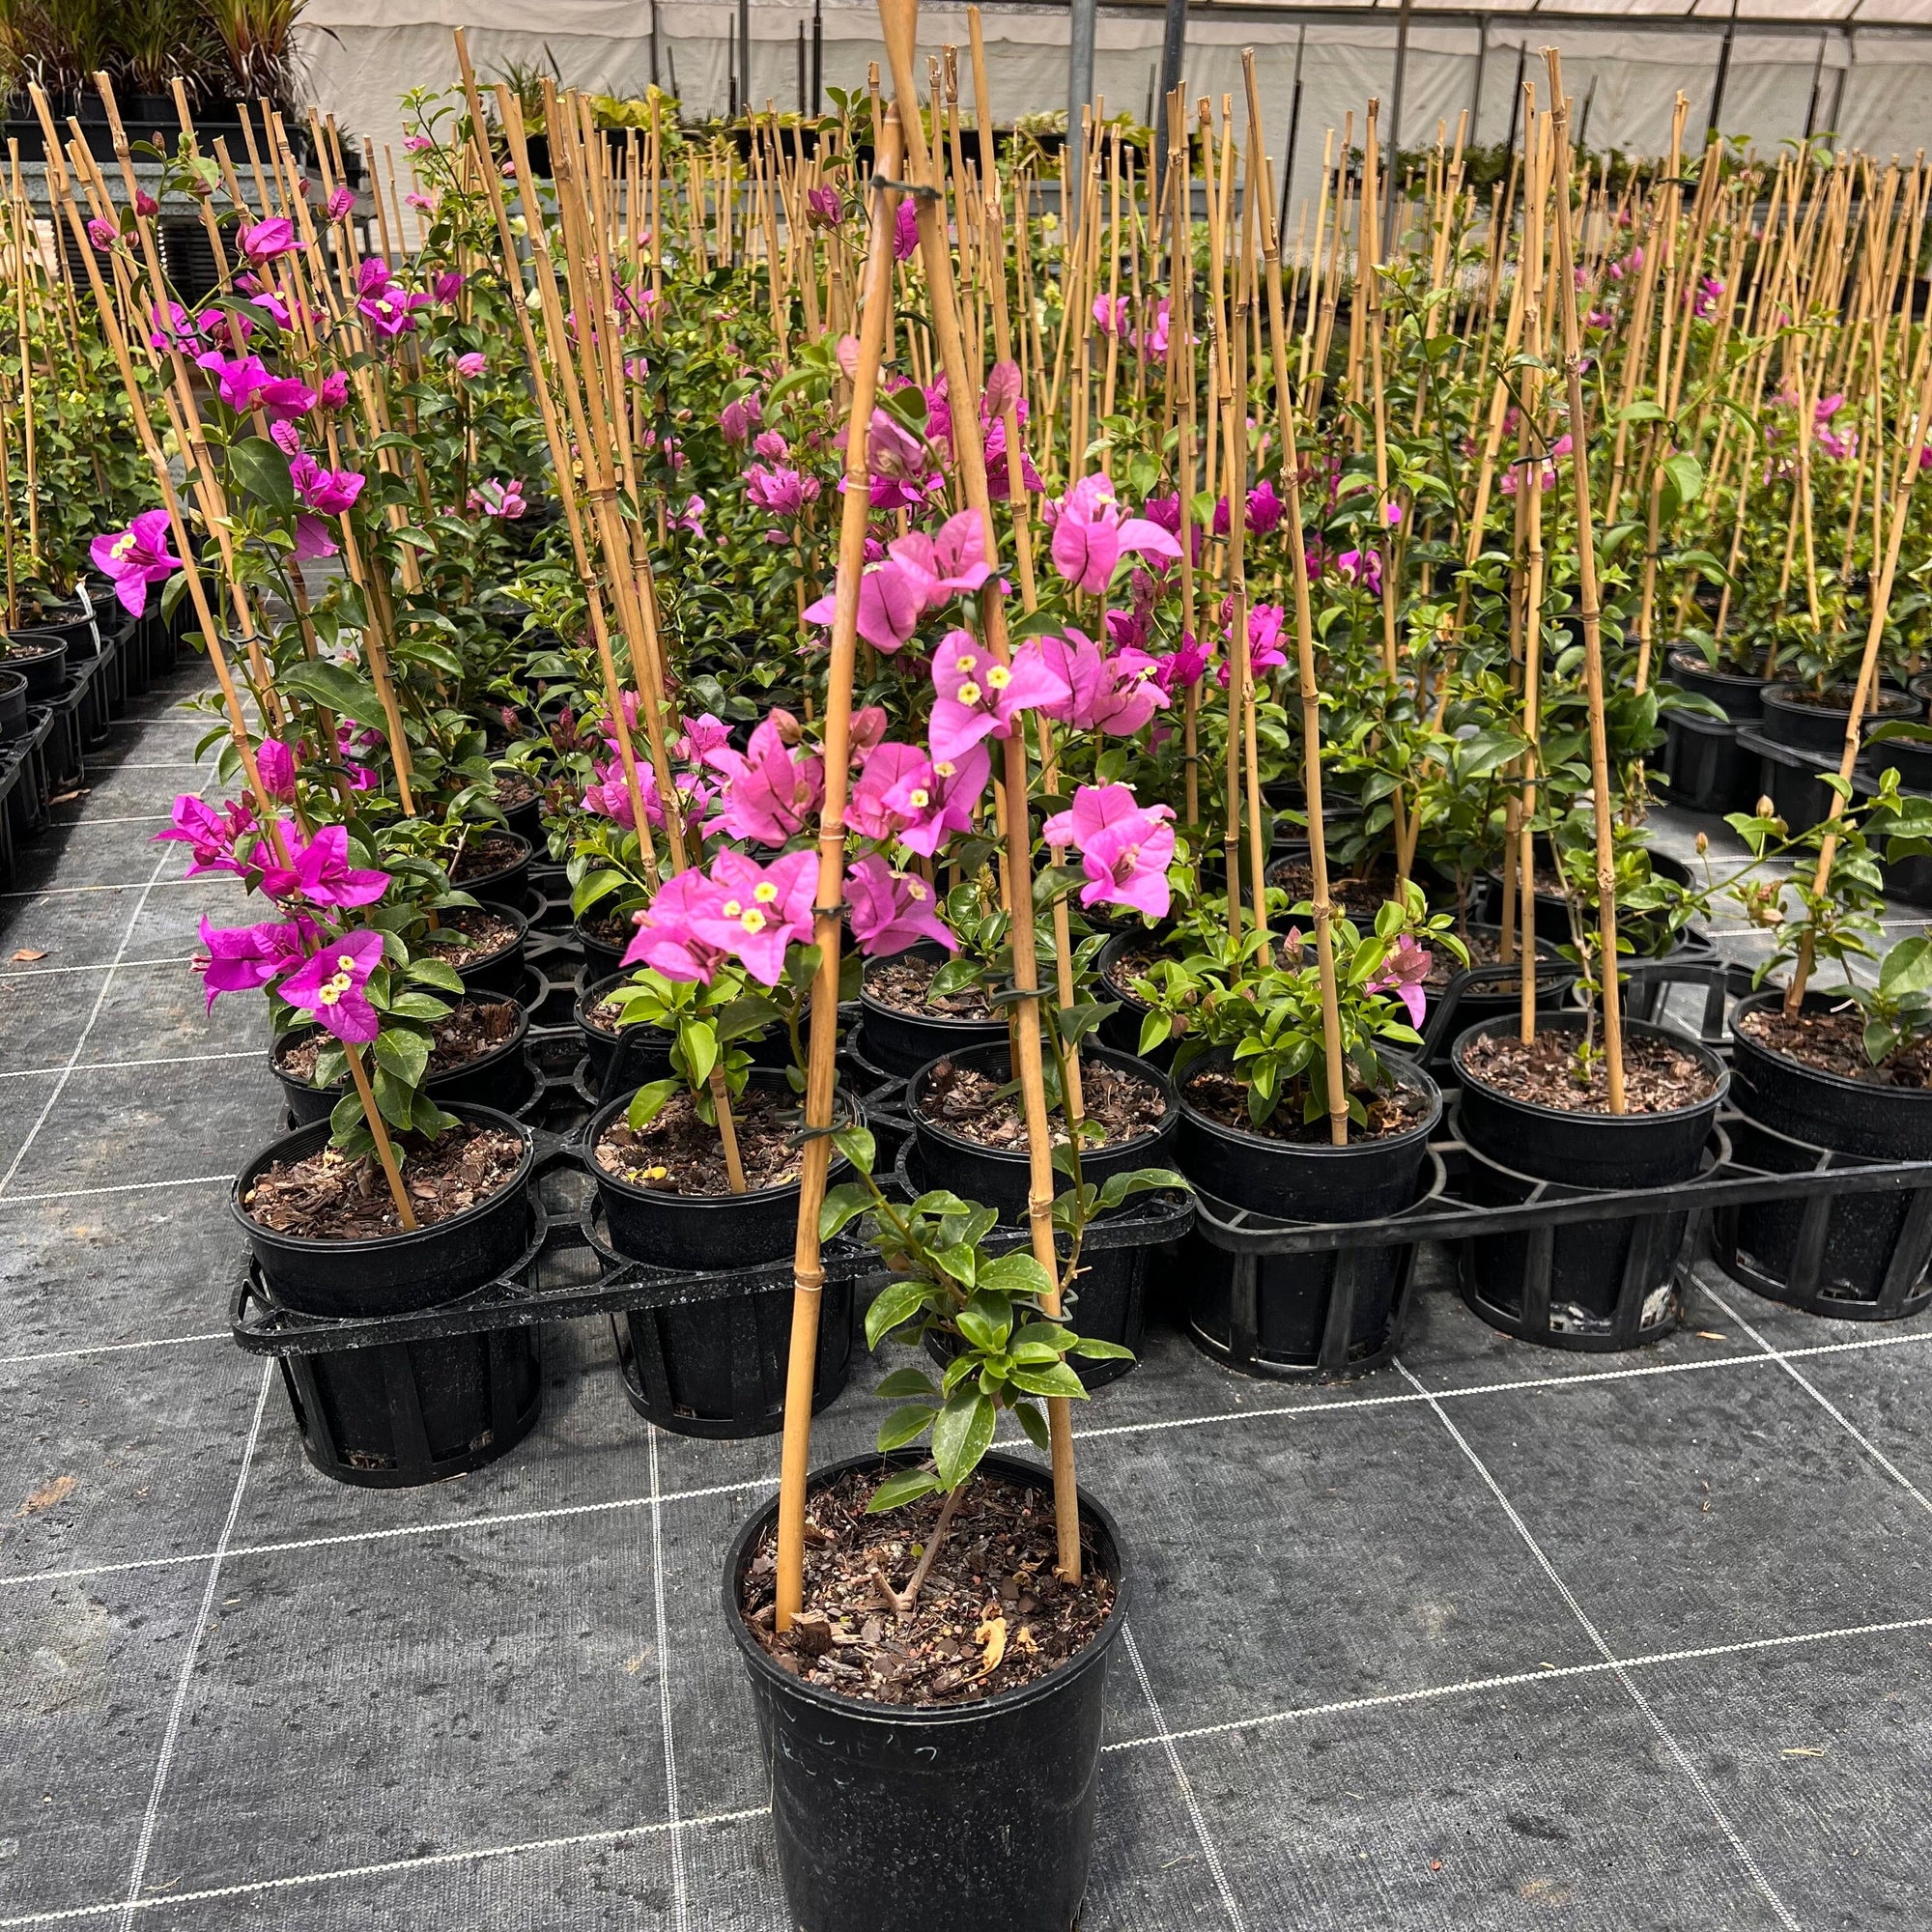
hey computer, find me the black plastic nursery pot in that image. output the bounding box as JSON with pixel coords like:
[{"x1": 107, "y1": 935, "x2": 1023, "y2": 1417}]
[
  {"x1": 1718, "y1": 988, "x2": 1932, "y2": 1318},
  {"x1": 858, "y1": 939, "x2": 1009, "y2": 1079},
  {"x1": 1175, "y1": 1048, "x2": 1442, "y2": 1376},
  {"x1": 1737, "y1": 725, "x2": 1836, "y2": 835},
  {"x1": 574, "y1": 971, "x2": 675, "y2": 1094},
  {"x1": 1867, "y1": 731, "x2": 1932, "y2": 794},
  {"x1": 0, "y1": 668, "x2": 26, "y2": 743},
  {"x1": 908, "y1": 1040, "x2": 1178, "y2": 1385},
  {"x1": 1660, "y1": 707, "x2": 1756, "y2": 815},
  {"x1": 1663, "y1": 648, "x2": 1767, "y2": 723},
  {"x1": 229, "y1": 1106, "x2": 543, "y2": 1486},
  {"x1": 574, "y1": 907, "x2": 634, "y2": 982},
  {"x1": 1094, "y1": 929, "x2": 1178, "y2": 1069},
  {"x1": 1452, "y1": 1014, "x2": 1729, "y2": 1349},
  {"x1": 428, "y1": 904, "x2": 530, "y2": 1000},
  {"x1": 270, "y1": 999, "x2": 532, "y2": 1127},
  {"x1": 1758, "y1": 681, "x2": 1920, "y2": 756},
  {"x1": 587, "y1": 1069, "x2": 856, "y2": 1435},
  {"x1": 725, "y1": 1450, "x2": 1128, "y2": 1932},
  {"x1": 449, "y1": 829, "x2": 532, "y2": 907},
  {"x1": 19, "y1": 599, "x2": 99, "y2": 661},
  {"x1": 1415, "y1": 925, "x2": 1570, "y2": 1076},
  {"x1": 5, "y1": 630, "x2": 69, "y2": 701}
]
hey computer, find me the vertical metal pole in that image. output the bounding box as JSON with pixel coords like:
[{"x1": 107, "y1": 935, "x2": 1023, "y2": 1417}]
[
  {"x1": 812, "y1": 0, "x2": 824, "y2": 114},
  {"x1": 799, "y1": 22, "x2": 808, "y2": 114},
  {"x1": 1469, "y1": 15, "x2": 1487, "y2": 146},
  {"x1": 740, "y1": 0, "x2": 753, "y2": 117},
  {"x1": 1384, "y1": 0, "x2": 1415, "y2": 248},
  {"x1": 650, "y1": 0, "x2": 661, "y2": 91},
  {"x1": 1804, "y1": 31, "x2": 1827, "y2": 144},
  {"x1": 1504, "y1": 41, "x2": 1526, "y2": 157},
  {"x1": 1069, "y1": 0, "x2": 1097, "y2": 232},
  {"x1": 1829, "y1": 28, "x2": 1853, "y2": 150},
  {"x1": 1705, "y1": 0, "x2": 1741, "y2": 146},
  {"x1": 1279, "y1": 25, "x2": 1306, "y2": 246},
  {"x1": 1155, "y1": 0, "x2": 1187, "y2": 203}
]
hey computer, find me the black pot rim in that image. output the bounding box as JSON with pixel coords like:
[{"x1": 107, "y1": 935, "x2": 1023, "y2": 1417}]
[
  {"x1": 1761, "y1": 682, "x2": 1918, "y2": 719},
  {"x1": 269, "y1": 995, "x2": 530, "y2": 1095},
  {"x1": 908, "y1": 1038, "x2": 1177, "y2": 1166},
  {"x1": 1729, "y1": 984, "x2": 1932, "y2": 1105},
  {"x1": 4, "y1": 630, "x2": 67, "y2": 658},
  {"x1": 229, "y1": 1102, "x2": 535, "y2": 1252},
  {"x1": 1663, "y1": 647, "x2": 1766, "y2": 688},
  {"x1": 574, "y1": 906, "x2": 638, "y2": 952},
  {"x1": 428, "y1": 903, "x2": 529, "y2": 977},
  {"x1": 0, "y1": 667, "x2": 26, "y2": 696},
  {"x1": 575, "y1": 969, "x2": 636, "y2": 1038},
  {"x1": 1451, "y1": 1012, "x2": 1731, "y2": 1124},
  {"x1": 859, "y1": 939, "x2": 1003, "y2": 1034},
  {"x1": 723, "y1": 1448, "x2": 1129, "y2": 1727},
  {"x1": 449, "y1": 828, "x2": 533, "y2": 889},
  {"x1": 1174, "y1": 1043, "x2": 1443, "y2": 1154},
  {"x1": 586, "y1": 1065, "x2": 849, "y2": 1211}
]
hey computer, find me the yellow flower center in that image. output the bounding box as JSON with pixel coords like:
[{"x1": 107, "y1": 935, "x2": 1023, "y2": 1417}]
[
  {"x1": 955, "y1": 680, "x2": 982, "y2": 706},
  {"x1": 317, "y1": 970, "x2": 352, "y2": 1006},
  {"x1": 908, "y1": 787, "x2": 930, "y2": 809},
  {"x1": 953, "y1": 652, "x2": 978, "y2": 672},
  {"x1": 722, "y1": 897, "x2": 742, "y2": 917},
  {"x1": 906, "y1": 879, "x2": 928, "y2": 902},
  {"x1": 335, "y1": 954, "x2": 356, "y2": 972},
  {"x1": 753, "y1": 881, "x2": 779, "y2": 903},
  {"x1": 740, "y1": 908, "x2": 767, "y2": 933},
  {"x1": 110, "y1": 532, "x2": 137, "y2": 561},
  {"x1": 934, "y1": 761, "x2": 955, "y2": 778},
  {"x1": 986, "y1": 665, "x2": 1011, "y2": 690}
]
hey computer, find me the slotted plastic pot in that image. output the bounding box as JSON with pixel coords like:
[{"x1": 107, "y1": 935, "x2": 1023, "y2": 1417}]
[{"x1": 725, "y1": 1450, "x2": 1128, "y2": 1932}]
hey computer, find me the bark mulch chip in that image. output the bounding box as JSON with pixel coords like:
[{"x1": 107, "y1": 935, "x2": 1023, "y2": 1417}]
[
  {"x1": 919, "y1": 1054, "x2": 1167, "y2": 1151},
  {"x1": 1738, "y1": 1004, "x2": 1932, "y2": 1089},
  {"x1": 422, "y1": 906, "x2": 521, "y2": 964},
  {"x1": 1461, "y1": 1026, "x2": 1719, "y2": 1114},
  {"x1": 867, "y1": 952, "x2": 997, "y2": 1021},
  {"x1": 242, "y1": 1122, "x2": 526, "y2": 1241},
  {"x1": 279, "y1": 997, "x2": 519, "y2": 1087},
  {"x1": 595, "y1": 1083, "x2": 804, "y2": 1195},
  {"x1": 450, "y1": 834, "x2": 526, "y2": 883},
  {"x1": 741, "y1": 1463, "x2": 1116, "y2": 1708},
  {"x1": 1183, "y1": 1065, "x2": 1429, "y2": 1142}
]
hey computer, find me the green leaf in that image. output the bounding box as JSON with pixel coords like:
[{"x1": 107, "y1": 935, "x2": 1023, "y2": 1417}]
[
  {"x1": 1069, "y1": 1336, "x2": 1137, "y2": 1361},
  {"x1": 571, "y1": 868, "x2": 627, "y2": 916},
  {"x1": 931, "y1": 1388, "x2": 996, "y2": 1489},
  {"x1": 874, "y1": 1366, "x2": 941, "y2": 1400},
  {"x1": 974, "y1": 1250, "x2": 1055, "y2": 1301},
  {"x1": 278, "y1": 659, "x2": 387, "y2": 732},
  {"x1": 955, "y1": 1292, "x2": 1012, "y2": 1353},
  {"x1": 866, "y1": 1465, "x2": 942, "y2": 1513},
  {"x1": 832, "y1": 1123, "x2": 876, "y2": 1176},
  {"x1": 1011, "y1": 1400, "x2": 1051, "y2": 1451},
  {"x1": 818, "y1": 1181, "x2": 873, "y2": 1242},
  {"x1": 627, "y1": 1078, "x2": 681, "y2": 1127},
  {"x1": 875, "y1": 1403, "x2": 940, "y2": 1451},
  {"x1": 865, "y1": 1275, "x2": 931, "y2": 1350},
  {"x1": 679, "y1": 1019, "x2": 719, "y2": 1089},
  {"x1": 408, "y1": 956, "x2": 465, "y2": 993},
  {"x1": 1008, "y1": 1360, "x2": 1090, "y2": 1400},
  {"x1": 227, "y1": 435, "x2": 296, "y2": 511},
  {"x1": 387, "y1": 990, "x2": 450, "y2": 1021},
  {"x1": 371, "y1": 1028, "x2": 429, "y2": 1088}
]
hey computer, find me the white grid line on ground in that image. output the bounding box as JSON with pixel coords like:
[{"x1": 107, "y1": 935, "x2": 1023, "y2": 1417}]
[
  {"x1": 1102, "y1": 1613, "x2": 1932, "y2": 1752},
  {"x1": 0, "y1": 876, "x2": 222, "y2": 901},
  {"x1": 80, "y1": 762, "x2": 204, "y2": 772},
  {"x1": 0, "y1": 957, "x2": 192, "y2": 980},
  {"x1": 0, "y1": 1808, "x2": 770, "y2": 1927},
  {"x1": 646, "y1": 1426, "x2": 689, "y2": 1932},
  {"x1": 0, "y1": 1331, "x2": 229, "y2": 1368},
  {"x1": 1702, "y1": 1282, "x2": 1932, "y2": 1520},
  {"x1": 1122, "y1": 1623, "x2": 1247, "y2": 1929},
  {"x1": 1393, "y1": 1359, "x2": 1802, "y2": 1932},
  {"x1": 0, "y1": 1176, "x2": 234, "y2": 1208},
  {"x1": 0, "y1": 1050, "x2": 262, "y2": 1084},
  {"x1": 0, "y1": 752, "x2": 216, "y2": 1197},
  {"x1": 117, "y1": 1361, "x2": 272, "y2": 1932},
  {"x1": 41, "y1": 815, "x2": 170, "y2": 827},
  {"x1": 0, "y1": 1474, "x2": 782, "y2": 1590},
  {"x1": 13, "y1": 1321, "x2": 1932, "y2": 1585}
]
